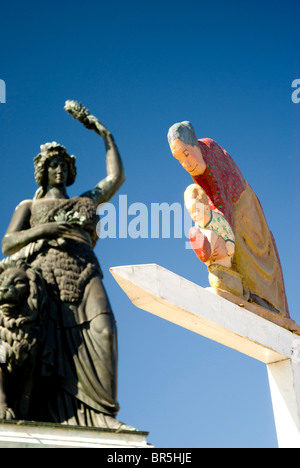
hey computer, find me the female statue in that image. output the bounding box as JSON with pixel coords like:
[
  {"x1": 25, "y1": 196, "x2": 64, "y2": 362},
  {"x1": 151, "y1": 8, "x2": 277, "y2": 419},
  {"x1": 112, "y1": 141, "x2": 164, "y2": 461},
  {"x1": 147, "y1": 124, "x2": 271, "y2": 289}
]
[{"x1": 1, "y1": 101, "x2": 127, "y2": 428}]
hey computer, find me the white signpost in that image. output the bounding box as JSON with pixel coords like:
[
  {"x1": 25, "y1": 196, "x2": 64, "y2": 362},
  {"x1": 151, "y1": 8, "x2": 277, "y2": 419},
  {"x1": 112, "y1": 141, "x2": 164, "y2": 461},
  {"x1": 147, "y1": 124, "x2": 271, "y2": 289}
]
[{"x1": 110, "y1": 263, "x2": 300, "y2": 448}]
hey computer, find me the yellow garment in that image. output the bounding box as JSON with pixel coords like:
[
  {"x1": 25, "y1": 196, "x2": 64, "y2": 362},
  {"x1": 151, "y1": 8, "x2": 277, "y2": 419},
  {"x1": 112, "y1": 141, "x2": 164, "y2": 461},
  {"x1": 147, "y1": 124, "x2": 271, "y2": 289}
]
[{"x1": 233, "y1": 183, "x2": 289, "y2": 317}]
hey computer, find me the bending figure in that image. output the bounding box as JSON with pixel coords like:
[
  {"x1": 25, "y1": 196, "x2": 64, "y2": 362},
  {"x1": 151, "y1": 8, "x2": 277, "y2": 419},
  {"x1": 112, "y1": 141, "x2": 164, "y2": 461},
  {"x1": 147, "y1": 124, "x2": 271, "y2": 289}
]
[{"x1": 168, "y1": 121, "x2": 290, "y2": 319}]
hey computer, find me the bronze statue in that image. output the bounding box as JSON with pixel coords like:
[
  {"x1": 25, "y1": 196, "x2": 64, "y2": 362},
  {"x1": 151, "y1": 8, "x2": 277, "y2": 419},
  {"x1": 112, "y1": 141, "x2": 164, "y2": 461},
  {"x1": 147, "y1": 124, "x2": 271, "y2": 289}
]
[
  {"x1": 0, "y1": 101, "x2": 128, "y2": 429},
  {"x1": 0, "y1": 260, "x2": 47, "y2": 420}
]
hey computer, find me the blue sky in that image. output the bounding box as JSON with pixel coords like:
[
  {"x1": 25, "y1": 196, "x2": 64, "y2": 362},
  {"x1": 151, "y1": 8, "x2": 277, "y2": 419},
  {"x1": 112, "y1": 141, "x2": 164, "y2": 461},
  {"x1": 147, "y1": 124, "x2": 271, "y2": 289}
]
[{"x1": 0, "y1": 0, "x2": 299, "y2": 448}]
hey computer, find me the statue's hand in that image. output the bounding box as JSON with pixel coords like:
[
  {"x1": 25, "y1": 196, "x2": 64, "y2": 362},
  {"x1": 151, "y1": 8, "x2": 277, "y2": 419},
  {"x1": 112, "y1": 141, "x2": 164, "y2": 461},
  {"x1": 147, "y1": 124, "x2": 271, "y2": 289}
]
[
  {"x1": 37, "y1": 222, "x2": 70, "y2": 240},
  {"x1": 64, "y1": 100, "x2": 110, "y2": 138},
  {"x1": 0, "y1": 404, "x2": 15, "y2": 420},
  {"x1": 84, "y1": 115, "x2": 110, "y2": 138},
  {"x1": 189, "y1": 225, "x2": 232, "y2": 266}
]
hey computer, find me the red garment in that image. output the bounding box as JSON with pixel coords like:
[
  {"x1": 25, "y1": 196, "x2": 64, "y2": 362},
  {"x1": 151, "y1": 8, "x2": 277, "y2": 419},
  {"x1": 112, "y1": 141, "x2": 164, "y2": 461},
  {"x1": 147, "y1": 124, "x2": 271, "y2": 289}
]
[
  {"x1": 189, "y1": 137, "x2": 289, "y2": 317},
  {"x1": 192, "y1": 138, "x2": 246, "y2": 229}
]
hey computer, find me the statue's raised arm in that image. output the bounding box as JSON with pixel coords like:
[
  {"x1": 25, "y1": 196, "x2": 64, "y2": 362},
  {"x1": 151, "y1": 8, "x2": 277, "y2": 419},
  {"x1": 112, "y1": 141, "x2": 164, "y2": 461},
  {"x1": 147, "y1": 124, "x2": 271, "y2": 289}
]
[{"x1": 64, "y1": 100, "x2": 125, "y2": 206}]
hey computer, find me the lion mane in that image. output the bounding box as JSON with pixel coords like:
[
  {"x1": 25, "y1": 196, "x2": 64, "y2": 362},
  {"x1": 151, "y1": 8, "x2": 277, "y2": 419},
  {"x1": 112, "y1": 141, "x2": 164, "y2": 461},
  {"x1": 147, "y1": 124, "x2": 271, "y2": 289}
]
[{"x1": 0, "y1": 259, "x2": 47, "y2": 372}]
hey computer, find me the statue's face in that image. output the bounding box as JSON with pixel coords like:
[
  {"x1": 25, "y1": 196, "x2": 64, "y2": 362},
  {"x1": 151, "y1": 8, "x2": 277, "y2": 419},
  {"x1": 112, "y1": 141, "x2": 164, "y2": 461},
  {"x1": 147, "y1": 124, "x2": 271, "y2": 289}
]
[
  {"x1": 0, "y1": 268, "x2": 29, "y2": 314},
  {"x1": 184, "y1": 184, "x2": 210, "y2": 225},
  {"x1": 169, "y1": 139, "x2": 206, "y2": 176},
  {"x1": 47, "y1": 156, "x2": 69, "y2": 188},
  {"x1": 168, "y1": 122, "x2": 206, "y2": 176}
]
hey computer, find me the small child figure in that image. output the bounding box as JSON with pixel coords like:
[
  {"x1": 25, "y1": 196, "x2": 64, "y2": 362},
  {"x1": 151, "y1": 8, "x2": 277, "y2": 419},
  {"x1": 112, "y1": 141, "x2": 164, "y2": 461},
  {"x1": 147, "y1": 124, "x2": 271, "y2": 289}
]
[{"x1": 184, "y1": 184, "x2": 235, "y2": 269}]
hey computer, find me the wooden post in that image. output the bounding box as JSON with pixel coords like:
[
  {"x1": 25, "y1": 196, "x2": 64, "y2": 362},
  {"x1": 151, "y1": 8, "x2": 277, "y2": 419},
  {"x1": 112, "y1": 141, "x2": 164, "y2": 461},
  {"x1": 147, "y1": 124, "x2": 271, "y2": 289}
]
[{"x1": 110, "y1": 263, "x2": 300, "y2": 448}]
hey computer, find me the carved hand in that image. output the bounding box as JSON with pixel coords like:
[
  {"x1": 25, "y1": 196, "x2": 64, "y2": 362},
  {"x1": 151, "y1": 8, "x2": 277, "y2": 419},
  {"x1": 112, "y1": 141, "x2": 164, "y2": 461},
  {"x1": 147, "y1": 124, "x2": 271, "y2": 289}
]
[
  {"x1": 84, "y1": 115, "x2": 110, "y2": 137},
  {"x1": 0, "y1": 404, "x2": 15, "y2": 420},
  {"x1": 2, "y1": 222, "x2": 71, "y2": 256},
  {"x1": 64, "y1": 100, "x2": 110, "y2": 137},
  {"x1": 35, "y1": 222, "x2": 70, "y2": 239}
]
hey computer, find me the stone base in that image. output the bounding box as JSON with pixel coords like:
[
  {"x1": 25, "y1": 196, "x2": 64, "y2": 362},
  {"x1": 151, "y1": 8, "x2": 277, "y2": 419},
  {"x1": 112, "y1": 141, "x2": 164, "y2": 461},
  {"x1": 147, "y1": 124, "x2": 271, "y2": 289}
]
[{"x1": 0, "y1": 420, "x2": 152, "y2": 448}]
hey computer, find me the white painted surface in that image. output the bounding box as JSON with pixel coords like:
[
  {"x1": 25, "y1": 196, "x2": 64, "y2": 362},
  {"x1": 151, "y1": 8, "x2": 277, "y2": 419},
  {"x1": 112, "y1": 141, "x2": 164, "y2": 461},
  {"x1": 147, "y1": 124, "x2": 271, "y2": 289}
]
[
  {"x1": 267, "y1": 359, "x2": 300, "y2": 448},
  {"x1": 0, "y1": 422, "x2": 152, "y2": 448},
  {"x1": 110, "y1": 263, "x2": 295, "y2": 364},
  {"x1": 110, "y1": 263, "x2": 300, "y2": 448}
]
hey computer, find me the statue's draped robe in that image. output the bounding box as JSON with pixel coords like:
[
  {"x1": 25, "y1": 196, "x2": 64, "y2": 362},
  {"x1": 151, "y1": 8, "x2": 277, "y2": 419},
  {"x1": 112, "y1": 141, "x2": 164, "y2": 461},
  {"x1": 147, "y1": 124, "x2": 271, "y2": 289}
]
[
  {"x1": 191, "y1": 138, "x2": 289, "y2": 317},
  {"x1": 18, "y1": 196, "x2": 119, "y2": 425}
]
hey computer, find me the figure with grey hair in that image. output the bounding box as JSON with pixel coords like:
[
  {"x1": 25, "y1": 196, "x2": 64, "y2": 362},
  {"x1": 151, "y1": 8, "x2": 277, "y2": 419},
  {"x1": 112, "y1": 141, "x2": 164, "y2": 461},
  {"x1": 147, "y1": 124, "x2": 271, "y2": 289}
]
[
  {"x1": 168, "y1": 120, "x2": 290, "y2": 319},
  {"x1": 1, "y1": 101, "x2": 128, "y2": 429}
]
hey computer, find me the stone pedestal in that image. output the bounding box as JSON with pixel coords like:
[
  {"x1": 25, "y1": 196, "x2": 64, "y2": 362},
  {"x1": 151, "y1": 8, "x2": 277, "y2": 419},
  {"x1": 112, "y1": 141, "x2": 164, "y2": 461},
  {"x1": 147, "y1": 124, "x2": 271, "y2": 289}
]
[{"x1": 0, "y1": 420, "x2": 152, "y2": 448}]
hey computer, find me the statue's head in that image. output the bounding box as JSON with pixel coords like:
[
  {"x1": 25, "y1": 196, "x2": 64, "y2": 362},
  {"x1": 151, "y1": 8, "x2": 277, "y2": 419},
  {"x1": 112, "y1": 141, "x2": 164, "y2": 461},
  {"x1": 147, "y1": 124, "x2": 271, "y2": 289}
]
[
  {"x1": 0, "y1": 260, "x2": 45, "y2": 318},
  {"x1": 0, "y1": 267, "x2": 29, "y2": 315},
  {"x1": 184, "y1": 183, "x2": 210, "y2": 225},
  {"x1": 33, "y1": 142, "x2": 77, "y2": 193},
  {"x1": 167, "y1": 121, "x2": 206, "y2": 176}
]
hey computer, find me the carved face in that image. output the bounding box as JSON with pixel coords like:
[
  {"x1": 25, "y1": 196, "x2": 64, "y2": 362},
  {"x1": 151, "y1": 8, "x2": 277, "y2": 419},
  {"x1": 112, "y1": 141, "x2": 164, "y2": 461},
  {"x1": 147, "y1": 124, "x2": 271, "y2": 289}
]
[
  {"x1": 0, "y1": 268, "x2": 29, "y2": 315},
  {"x1": 169, "y1": 139, "x2": 206, "y2": 176},
  {"x1": 184, "y1": 184, "x2": 211, "y2": 226},
  {"x1": 47, "y1": 156, "x2": 69, "y2": 188},
  {"x1": 168, "y1": 122, "x2": 206, "y2": 176}
]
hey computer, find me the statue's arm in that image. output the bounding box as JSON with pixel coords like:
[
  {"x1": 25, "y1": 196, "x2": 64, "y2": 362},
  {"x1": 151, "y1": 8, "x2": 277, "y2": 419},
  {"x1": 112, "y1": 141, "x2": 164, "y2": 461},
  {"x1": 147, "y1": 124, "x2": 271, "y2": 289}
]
[
  {"x1": 64, "y1": 100, "x2": 125, "y2": 206},
  {"x1": 82, "y1": 131, "x2": 125, "y2": 206},
  {"x1": 2, "y1": 200, "x2": 69, "y2": 255}
]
